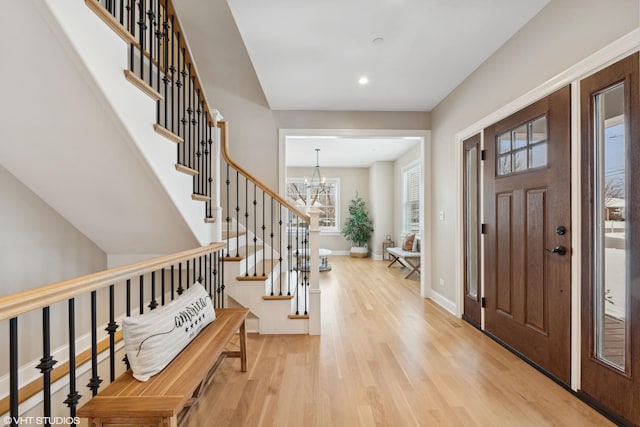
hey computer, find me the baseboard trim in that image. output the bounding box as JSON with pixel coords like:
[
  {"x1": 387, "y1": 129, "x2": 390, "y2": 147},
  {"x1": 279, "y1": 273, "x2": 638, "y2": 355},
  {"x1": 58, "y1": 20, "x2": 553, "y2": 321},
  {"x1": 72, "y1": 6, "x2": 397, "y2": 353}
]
[{"x1": 427, "y1": 289, "x2": 456, "y2": 315}]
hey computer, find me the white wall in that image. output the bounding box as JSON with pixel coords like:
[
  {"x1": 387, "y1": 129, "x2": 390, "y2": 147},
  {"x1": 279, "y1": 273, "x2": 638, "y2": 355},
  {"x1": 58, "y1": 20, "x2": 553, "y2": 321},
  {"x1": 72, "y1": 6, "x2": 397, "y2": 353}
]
[
  {"x1": 0, "y1": 164, "x2": 107, "y2": 370},
  {"x1": 287, "y1": 167, "x2": 369, "y2": 252},
  {"x1": 369, "y1": 161, "x2": 394, "y2": 259},
  {"x1": 429, "y1": 0, "x2": 640, "y2": 304}
]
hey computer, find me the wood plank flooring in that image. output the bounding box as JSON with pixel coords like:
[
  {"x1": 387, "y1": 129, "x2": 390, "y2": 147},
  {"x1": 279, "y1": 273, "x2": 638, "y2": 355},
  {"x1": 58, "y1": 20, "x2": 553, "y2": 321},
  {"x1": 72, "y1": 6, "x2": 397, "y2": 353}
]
[{"x1": 185, "y1": 257, "x2": 613, "y2": 426}]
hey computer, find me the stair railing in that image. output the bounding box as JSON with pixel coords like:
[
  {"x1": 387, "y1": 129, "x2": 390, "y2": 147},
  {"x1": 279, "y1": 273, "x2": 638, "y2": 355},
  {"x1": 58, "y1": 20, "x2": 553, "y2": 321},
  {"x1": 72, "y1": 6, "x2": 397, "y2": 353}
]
[
  {"x1": 219, "y1": 122, "x2": 314, "y2": 315},
  {"x1": 86, "y1": 0, "x2": 318, "y2": 318},
  {"x1": 0, "y1": 243, "x2": 225, "y2": 426},
  {"x1": 87, "y1": 0, "x2": 217, "y2": 221}
]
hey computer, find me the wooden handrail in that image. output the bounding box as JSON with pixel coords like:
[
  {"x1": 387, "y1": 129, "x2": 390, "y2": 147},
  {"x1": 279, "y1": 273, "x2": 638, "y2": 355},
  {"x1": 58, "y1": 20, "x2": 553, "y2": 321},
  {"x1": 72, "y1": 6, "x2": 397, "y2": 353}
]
[
  {"x1": 0, "y1": 243, "x2": 225, "y2": 321},
  {"x1": 218, "y1": 121, "x2": 311, "y2": 223}
]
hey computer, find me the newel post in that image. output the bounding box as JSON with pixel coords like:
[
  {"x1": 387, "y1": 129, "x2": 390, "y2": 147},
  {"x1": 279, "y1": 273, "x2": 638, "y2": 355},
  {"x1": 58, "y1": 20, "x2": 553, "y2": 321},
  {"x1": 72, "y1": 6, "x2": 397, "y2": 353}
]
[{"x1": 309, "y1": 209, "x2": 321, "y2": 335}]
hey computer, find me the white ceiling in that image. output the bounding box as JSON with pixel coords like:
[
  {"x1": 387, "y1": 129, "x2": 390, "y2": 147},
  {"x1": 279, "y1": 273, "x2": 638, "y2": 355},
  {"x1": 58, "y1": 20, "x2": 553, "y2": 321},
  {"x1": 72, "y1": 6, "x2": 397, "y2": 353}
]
[
  {"x1": 286, "y1": 136, "x2": 421, "y2": 167},
  {"x1": 227, "y1": 0, "x2": 549, "y2": 111}
]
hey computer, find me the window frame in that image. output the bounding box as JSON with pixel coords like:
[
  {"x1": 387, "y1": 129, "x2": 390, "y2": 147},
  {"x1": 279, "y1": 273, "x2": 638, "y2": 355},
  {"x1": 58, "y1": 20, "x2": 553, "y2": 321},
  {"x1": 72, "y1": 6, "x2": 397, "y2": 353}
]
[
  {"x1": 402, "y1": 161, "x2": 422, "y2": 236},
  {"x1": 286, "y1": 177, "x2": 340, "y2": 233}
]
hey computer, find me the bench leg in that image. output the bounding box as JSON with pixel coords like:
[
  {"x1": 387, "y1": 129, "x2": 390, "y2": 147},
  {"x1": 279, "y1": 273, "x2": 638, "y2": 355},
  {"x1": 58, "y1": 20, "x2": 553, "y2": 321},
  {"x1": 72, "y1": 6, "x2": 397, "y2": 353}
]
[
  {"x1": 403, "y1": 259, "x2": 421, "y2": 279},
  {"x1": 387, "y1": 255, "x2": 401, "y2": 268},
  {"x1": 240, "y1": 319, "x2": 247, "y2": 372}
]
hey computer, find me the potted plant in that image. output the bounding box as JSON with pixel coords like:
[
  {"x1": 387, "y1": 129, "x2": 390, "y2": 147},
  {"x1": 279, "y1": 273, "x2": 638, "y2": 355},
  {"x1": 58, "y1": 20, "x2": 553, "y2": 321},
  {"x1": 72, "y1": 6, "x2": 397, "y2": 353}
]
[{"x1": 342, "y1": 193, "x2": 374, "y2": 257}]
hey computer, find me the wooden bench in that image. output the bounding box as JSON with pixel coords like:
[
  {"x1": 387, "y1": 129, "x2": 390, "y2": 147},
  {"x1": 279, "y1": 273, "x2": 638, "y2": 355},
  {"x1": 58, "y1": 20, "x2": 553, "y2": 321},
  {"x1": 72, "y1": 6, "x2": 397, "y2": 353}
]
[
  {"x1": 386, "y1": 247, "x2": 421, "y2": 279},
  {"x1": 78, "y1": 307, "x2": 249, "y2": 427}
]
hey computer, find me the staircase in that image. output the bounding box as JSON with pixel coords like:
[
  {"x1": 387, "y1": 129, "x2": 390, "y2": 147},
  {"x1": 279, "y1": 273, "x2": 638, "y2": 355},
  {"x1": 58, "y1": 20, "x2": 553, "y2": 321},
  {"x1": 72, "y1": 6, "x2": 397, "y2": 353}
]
[{"x1": 18, "y1": 0, "x2": 320, "y2": 334}]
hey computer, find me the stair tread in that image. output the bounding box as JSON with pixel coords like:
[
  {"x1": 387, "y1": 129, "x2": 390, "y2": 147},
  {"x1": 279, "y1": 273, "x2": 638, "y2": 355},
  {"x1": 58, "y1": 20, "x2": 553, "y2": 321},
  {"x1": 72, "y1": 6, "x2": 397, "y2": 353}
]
[{"x1": 236, "y1": 259, "x2": 278, "y2": 281}]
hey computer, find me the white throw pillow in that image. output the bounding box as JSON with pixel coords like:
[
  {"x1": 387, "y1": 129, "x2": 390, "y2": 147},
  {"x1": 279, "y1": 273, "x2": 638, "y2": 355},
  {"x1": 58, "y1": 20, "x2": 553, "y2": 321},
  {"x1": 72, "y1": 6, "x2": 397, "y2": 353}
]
[{"x1": 122, "y1": 283, "x2": 216, "y2": 381}]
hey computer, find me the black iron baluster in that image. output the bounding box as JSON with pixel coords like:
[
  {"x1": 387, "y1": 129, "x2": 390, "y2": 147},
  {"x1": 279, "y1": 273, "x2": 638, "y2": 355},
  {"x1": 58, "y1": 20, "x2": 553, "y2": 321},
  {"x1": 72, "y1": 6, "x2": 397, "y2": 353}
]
[
  {"x1": 161, "y1": 267, "x2": 166, "y2": 305},
  {"x1": 220, "y1": 250, "x2": 225, "y2": 307},
  {"x1": 37, "y1": 307, "x2": 57, "y2": 426},
  {"x1": 204, "y1": 253, "x2": 208, "y2": 295},
  {"x1": 155, "y1": 0, "x2": 162, "y2": 112},
  {"x1": 126, "y1": 278, "x2": 131, "y2": 316},
  {"x1": 106, "y1": 285, "x2": 118, "y2": 382},
  {"x1": 236, "y1": 170, "x2": 240, "y2": 257},
  {"x1": 128, "y1": 0, "x2": 135, "y2": 71},
  {"x1": 181, "y1": 49, "x2": 188, "y2": 164},
  {"x1": 119, "y1": 0, "x2": 124, "y2": 28},
  {"x1": 209, "y1": 125, "x2": 214, "y2": 217},
  {"x1": 278, "y1": 204, "x2": 283, "y2": 295},
  {"x1": 64, "y1": 299, "x2": 81, "y2": 420},
  {"x1": 252, "y1": 183, "x2": 257, "y2": 277},
  {"x1": 137, "y1": 0, "x2": 146, "y2": 82},
  {"x1": 178, "y1": 261, "x2": 184, "y2": 295},
  {"x1": 304, "y1": 227, "x2": 309, "y2": 315},
  {"x1": 191, "y1": 257, "x2": 196, "y2": 288},
  {"x1": 88, "y1": 291, "x2": 103, "y2": 396},
  {"x1": 195, "y1": 93, "x2": 202, "y2": 195},
  {"x1": 210, "y1": 252, "x2": 216, "y2": 300},
  {"x1": 262, "y1": 190, "x2": 266, "y2": 277},
  {"x1": 226, "y1": 164, "x2": 231, "y2": 256},
  {"x1": 245, "y1": 177, "x2": 249, "y2": 275},
  {"x1": 169, "y1": 13, "x2": 175, "y2": 134},
  {"x1": 147, "y1": 0, "x2": 154, "y2": 87},
  {"x1": 149, "y1": 271, "x2": 158, "y2": 310},
  {"x1": 139, "y1": 274, "x2": 144, "y2": 314},
  {"x1": 176, "y1": 32, "x2": 182, "y2": 142},
  {"x1": 186, "y1": 259, "x2": 190, "y2": 289},
  {"x1": 9, "y1": 317, "x2": 18, "y2": 426},
  {"x1": 198, "y1": 256, "x2": 203, "y2": 284},
  {"x1": 123, "y1": 279, "x2": 131, "y2": 370},
  {"x1": 295, "y1": 216, "x2": 300, "y2": 314},
  {"x1": 171, "y1": 264, "x2": 175, "y2": 300}
]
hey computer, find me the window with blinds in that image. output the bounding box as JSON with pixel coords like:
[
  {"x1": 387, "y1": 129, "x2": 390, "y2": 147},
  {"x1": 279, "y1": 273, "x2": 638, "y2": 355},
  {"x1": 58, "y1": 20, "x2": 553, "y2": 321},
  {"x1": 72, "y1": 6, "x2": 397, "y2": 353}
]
[{"x1": 403, "y1": 163, "x2": 422, "y2": 235}]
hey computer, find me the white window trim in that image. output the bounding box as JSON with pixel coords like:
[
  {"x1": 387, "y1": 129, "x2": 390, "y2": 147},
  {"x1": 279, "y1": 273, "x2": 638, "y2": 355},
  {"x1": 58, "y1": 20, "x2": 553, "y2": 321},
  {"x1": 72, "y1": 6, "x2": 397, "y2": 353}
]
[{"x1": 402, "y1": 160, "x2": 423, "y2": 237}]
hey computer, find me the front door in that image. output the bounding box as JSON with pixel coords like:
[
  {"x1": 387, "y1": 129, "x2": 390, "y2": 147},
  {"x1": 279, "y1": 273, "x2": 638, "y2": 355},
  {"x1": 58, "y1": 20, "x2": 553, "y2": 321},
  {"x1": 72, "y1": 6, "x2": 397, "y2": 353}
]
[
  {"x1": 579, "y1": 53, "x2": 640, "y2": 424},
  {"x1": 483, "y1": 86, "x2": 572, "y2": 384}
]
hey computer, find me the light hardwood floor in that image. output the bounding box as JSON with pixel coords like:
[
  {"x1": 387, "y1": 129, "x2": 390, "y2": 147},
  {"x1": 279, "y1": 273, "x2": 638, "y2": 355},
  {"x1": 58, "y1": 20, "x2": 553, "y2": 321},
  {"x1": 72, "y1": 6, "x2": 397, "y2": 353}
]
[{"x1": 185, "y1": 257, "x2": 613, "y2": 426}]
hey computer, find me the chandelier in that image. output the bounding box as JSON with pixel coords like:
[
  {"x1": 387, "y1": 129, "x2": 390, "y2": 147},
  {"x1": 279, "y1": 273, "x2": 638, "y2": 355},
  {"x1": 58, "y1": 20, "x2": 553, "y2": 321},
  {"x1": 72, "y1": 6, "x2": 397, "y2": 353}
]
[{"x1": 305, "y1": 148, "x2": 327, "y2": 192}]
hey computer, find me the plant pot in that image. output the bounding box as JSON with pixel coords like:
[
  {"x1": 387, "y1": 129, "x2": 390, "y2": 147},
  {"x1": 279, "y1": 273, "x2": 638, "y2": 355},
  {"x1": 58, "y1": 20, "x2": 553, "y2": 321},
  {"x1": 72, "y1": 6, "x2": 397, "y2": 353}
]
[{"x1": 350, "y1": 246, "x2": 368, "y2": 258}]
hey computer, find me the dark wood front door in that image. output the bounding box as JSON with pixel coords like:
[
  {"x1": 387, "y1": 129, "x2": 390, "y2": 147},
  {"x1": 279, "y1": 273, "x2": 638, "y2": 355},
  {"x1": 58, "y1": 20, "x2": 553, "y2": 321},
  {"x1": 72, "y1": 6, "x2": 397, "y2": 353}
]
[
  {"x1": 579, "y1": 53, "x2": 640, "y2": 425},
  {"x1": 483, "y1": 86, "x2": 572, "y2": 384}
]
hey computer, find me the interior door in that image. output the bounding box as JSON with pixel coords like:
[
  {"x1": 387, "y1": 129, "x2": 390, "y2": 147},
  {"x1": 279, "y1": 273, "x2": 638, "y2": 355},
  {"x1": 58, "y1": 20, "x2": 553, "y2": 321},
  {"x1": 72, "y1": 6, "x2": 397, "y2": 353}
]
[
  {"x1": 463, "y1": 134, "x2": 481, "y2": 328},
  {"x1": 483, "y1": 86, "x2": 571, "y2": 384},
  {"x1": 579, "y1": 53, "x2": 640, "y2": 425}
]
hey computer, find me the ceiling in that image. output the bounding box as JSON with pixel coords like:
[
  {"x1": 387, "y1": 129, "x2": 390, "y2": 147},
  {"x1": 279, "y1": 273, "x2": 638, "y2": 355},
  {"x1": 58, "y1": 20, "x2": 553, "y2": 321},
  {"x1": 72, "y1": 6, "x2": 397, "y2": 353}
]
[
  {"x1": 286, "y1": 136, "x2": 421, "y2": 168},
  {"x1": 227, "y1": 0, "x2": 549, "y2": 111}
]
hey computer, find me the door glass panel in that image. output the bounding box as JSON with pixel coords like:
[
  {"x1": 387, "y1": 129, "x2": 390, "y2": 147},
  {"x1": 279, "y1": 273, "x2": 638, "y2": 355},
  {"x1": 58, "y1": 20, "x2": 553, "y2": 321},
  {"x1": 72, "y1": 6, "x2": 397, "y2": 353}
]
[
  {"x1": 498, "y1": 154, "x2": 512, "y2": 175},
  {"x1": 513, "y1": 125, "x2": 527, "y2": 149},
  {"x1": 465, "y1": 146, "x2": 479, "y2": 299},
  {"x1": 529, "y1": 143, "x2": 547, "y2": 168},
  {"x1": 530, "y1": 116, "x2": 547, "y2": 144},
  {"x1": 514, "y1": 149, "x2": 527, "y2": 172},
  {"x1": 498, "y1": 133, "x2": 511, "y2": 154},
  {"x1": 593, "y1": 83, "x2": 627, "y2": 371}
]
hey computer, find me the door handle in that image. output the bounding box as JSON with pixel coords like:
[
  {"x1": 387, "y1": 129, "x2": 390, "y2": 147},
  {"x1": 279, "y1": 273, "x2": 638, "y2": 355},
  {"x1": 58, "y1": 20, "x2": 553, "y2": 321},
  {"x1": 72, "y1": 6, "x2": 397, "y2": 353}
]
[{"x1": 545, "y1": 246, "x2": 566, "y2": 256}]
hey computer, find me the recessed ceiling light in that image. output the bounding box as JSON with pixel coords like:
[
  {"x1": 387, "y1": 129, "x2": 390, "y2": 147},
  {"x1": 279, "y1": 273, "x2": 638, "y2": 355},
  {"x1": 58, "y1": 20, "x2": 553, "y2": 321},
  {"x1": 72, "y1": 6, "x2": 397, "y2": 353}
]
[{"x1": 358, "y1": 76, "x2": 369, "y2": 85}]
